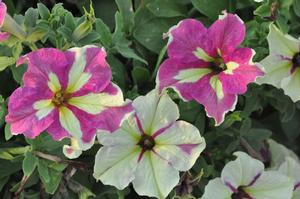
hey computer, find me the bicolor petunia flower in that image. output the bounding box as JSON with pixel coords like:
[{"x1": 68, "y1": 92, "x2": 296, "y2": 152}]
[
  {"x1": 258, "y1": 24, "x2": 300, "y2": 102},
  {"x1": 93, "y1": 90, "x2": 206, "y2": 199},
  {"x1": 157, "y1": 12, "x2": 264, "y2": 125},
  {"x1": 6, "y1": 45, "x2": 132, "y2": 159},
  {"x1": 0, "y1": 0, "x2": 10, "y2": 41},
  {"x1": 201, "y1": 152, "x2": 294, "y2": 199}
]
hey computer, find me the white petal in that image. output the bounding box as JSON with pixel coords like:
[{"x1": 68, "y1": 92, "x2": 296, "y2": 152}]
[
  {"x1": 221, "y1": 152, "x2": 264, "y2": 189},
  {"x1": 201, "y1": 178, "x2": 232, "y2": 199},
  {"x1": 63, "y1": 136, "x2": 95, "y2": 159},
  {"x1": 132, "y1": 90, "x2": 179, "y2": 134},
  {"x1": 132, "y1": 151, "x2": 179, "y2": 199},
  {"x1": 278, "y1": 157, "x2": 300, "y2": 187},
  {"x1": 281, "y1": 68, "x2": 300, "y2": 102},
  {"x1": 245, "y1": 171, "x2": 294, "y2": 199},
  {"x1": 93, "y1": 145, "x2": 140, "y2": 190},
  {"x1": 154, "y1": 121, "x2": 206, "y2": 171}
]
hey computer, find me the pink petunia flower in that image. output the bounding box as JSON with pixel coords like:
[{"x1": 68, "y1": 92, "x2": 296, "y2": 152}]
[
  {"x1": 0, "y1": 0, "x2": 10, "y2": 41},
  {"x1": 6, "y1": 45, "x2": 132, "y2": 158},
  {"x1": 157, "y1": 12, "x2": 264, "y2": 125}
]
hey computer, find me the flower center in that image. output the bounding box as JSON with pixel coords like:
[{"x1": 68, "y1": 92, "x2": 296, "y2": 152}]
[
  {"x1": 52, "y1": 90, "x2": 71, "y2": 107},
  {"x1": 292, "y1": 52, "x2": 300, "y2": 68},
  {"x1": 138, "y1": 134, "x2": 155, "y2": 151},
  {"x1": 210, "y1": 57, "x2": 227, "y2": 74},
  {"x1": 231, "y1": 187, "x2": 252, "y2": 199}
]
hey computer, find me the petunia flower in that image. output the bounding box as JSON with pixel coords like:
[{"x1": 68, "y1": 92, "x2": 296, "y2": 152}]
[
  {"x1": 93, "y1": 90, "x2": 206, "y2": 199},
  {"x1": 258, "y1": 24, "x2": 300, "y2": 102},
  {"x1": 202, "y1": 151, "x2": 294, "y2": 199},
  {"x1": 6, "y1": 45, "x2": 132, "y2": 158},
  {"x1": 157, "y1": 12, "x2": 264, "y2": 125},
  {"x1": 268, "y1": 139, "x2": 300, "y2": 199},
  {"x1": 0, "y1": 0, "x2": 10, "y2": 41}
]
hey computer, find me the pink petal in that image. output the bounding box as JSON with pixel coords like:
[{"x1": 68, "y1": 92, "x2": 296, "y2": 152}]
[
  {"x1": 208, "y1": 13, "x2": 245, "y2": 55},
  {"x1": 219, "y1": 48, "x2": 264, "y2": 94},
  {"x1": 46, "y1": 109, "x2": 69, "y2": 141},
  {"x1": 0, "y1": 31, "x2": 9, "y2": 41},
  {"x1": 167, "y1": 19, "x2": 215, "y2": 63},
  {"x1": 157, "y1": 58, "x2": 209, "y2": 101},
  {"x1": 0, "y1": 1, "x2": 6, "y2": 27},
  {"x1": 5, "y1": 87, "x2": 54, "y2": 138},
  {"x1": 71, "y1": 47, "x2": 112, "y2": 96},
  {"x1": 17, "y1": 48, "x2": 75, "y2": 90}
]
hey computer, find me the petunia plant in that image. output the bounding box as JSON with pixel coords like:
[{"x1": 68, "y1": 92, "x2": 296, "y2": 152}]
[
  {"x1": 93, "y1": 90, "x2": 206, "y2": 198},
  {"x1": 6, "y1": 45, "x2": 131, "y2": 158},
  {"x1": 157, "y1": 12, "x2": 264, "y2": 125}
]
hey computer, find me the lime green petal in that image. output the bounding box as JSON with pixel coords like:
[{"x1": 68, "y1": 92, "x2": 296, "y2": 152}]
[
  {"x1": 133, "y1": 90, "x2": 179, "y2": 134},
  {"x1": 258, "y1": 55, "x2": 292, "y2": 88},
  {"x1": 267, "y1": 24, "x2": 300, "y2": 57},
  {"x1": 132, "y1": 151, "x2": 179, "y2": 199},
  {"x1": 293, "y1": 189, "x2": 300, "y2": 199},
  {"x1": 201, "y1": 178, "x2": 232, "y2": 199},
  {"x1": 281, "y1": 68, "x2": 300, "y2": 102},
  {"x1": 268, "y1": 139, "x2": 299, "y2": 168},
  {"x1": 245, "y1": 171, "x2": 294, "y2": 199},
  {"x1": 93, "y1": 145, "x2": 140, "y2": 190},
  {"x1": 221, "y1": 152, "x2": 264, "y2": 189},
  {"x1": 63, "y1": 137, "x2": 95, "y2": 159},
  {"x1": 154, "y1": 121, "x2": 206, "y2": 171}
]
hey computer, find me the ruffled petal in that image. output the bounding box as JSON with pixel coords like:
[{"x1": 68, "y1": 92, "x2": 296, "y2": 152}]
[
  {"x1": 66, "y1": 46, "x2": 111, "y2": 96},
  {"x1": 93, "y1": 145, "x2": 140, "y2": 190},
  {"x1": 219, "y1": 48, "x2": 264, "y2": 94},
  {"x1": 63, "y1": 136, "x2": 95, "y2": 159},
  {"x1": 221, "y1": 152, "x2": 264, "y2": 190},
  {"x1": 167, "y1": 19, "x2": 215, "y2": 62},
  {"x1": 201, "y1": 178, "x2": 233, "y2": 199},
  {"x1": 208, "y1": 13, "x2": 245, "y2": 55},
  {"x1": 132, "y1": 151, "x2": 179, "y2": 199},
  {"x1": 17, "y1": 48, "x2": 74, "y2": 90},
  {"x1": 278, "y1": 157, "x2": 300, "y2": 189},
  {"x1": 244, "y1": 171, "x2": 294, "y2": 199},
  {"x1": 132, "y1": 90, "x2": 179, "y2": 135},
  {"x1": 153, "y1": 121, "x2": 205, "y2": 171},
  {"x1": 6, "y1": 87, "x2": 54, "y2": 138}
]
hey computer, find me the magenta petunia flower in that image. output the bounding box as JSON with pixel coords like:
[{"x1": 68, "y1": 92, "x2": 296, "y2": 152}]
[
  {"x1": 6, "y1": 45, "x2": 132, "y2": 158},
  {"x1": 0, "y1": 0, "x2": 10, "y2": 41},
  {"x1": 157, "y1": 12, "x2": 264, "y2": 125}
]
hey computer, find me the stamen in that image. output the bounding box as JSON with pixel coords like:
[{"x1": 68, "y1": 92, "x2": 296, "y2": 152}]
[{"x1": 138, "y1": 134, "x2": 155, "y2": 151}]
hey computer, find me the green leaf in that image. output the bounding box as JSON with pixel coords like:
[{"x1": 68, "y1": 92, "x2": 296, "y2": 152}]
[
  {"x1": 0, "y1": 151, "x2": 14, "y2": 160},
  {"x1": 0, "y1": 176, "x2": 9, "y2": 192},
  {"x1": 132, "y1": 66, "x2": 150, "y2": 87},
  {"x1": 10, "y1": 64, "x2": 27, "y2": 83},
  {"x1": 42, "y1": 169, "x2": 63, "y2": 194},
  {"x1": 22, "y1": 151, "x2": 38, "y2": 176},
  {"x1": 0, "y1": 96, "x2": 7, "y2": 127},
  {"x1": 24, "y1": 7, "x2": 39, "y2": 28},
  {"x1": 95, "y1": 18, "x2": 113, "y2": 49},
  {"x1": 37, "y1": 3, "x2": 50, "y2": 20},
  {"x1": 191, "y1": 0, "x2": 229, "y2": 20},
  {"x1": 37, "y1": 159, "x2": 50, "y2": 183},
  {"x1": 293, "y1": 0, "x2": 300, "y2": 17},
  {"x1": 115, "y1": 0, "x2": 134, "y2": 33},
  {"x1": 0, "y1": 56, "x2": 16, "y2": 71},
  {"x1": 244, "y1": 128, "x2": 272, "y2": 150},
  {"x1": 147, "y1": 0, "x2": 186, "y2": 18},
  {"x1": 107, "y1": 55, "x2": 126, "y2": 89}
]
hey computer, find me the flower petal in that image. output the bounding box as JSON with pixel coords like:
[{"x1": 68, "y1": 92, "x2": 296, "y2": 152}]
[
  {"x1": 167, "y1": 19, "x2": 214, "y2": 62},
  {"x1": 154, "y1": 121, "x2": 206, "y2": 171},
  {"x1": 157, "y1": 58, "x2": 210, "y2": 101},
  {"x1": 63, "y1": 136, "x2": 95, "y2": 159},
  {"x1": 17, "y1": 48, "x2": 74, "y2": 90},
  {"x1": 268, "y1": 139, "x2": 299, "y2": 168},
  {"x1": 59, "y1": 106, "x2": 82, "y2": 139},
  {"x1": 221, "y1": 152, "x2": 264, "y2": 190},
  {"x1": 281, "y1": 68, "x2": 300, "y2": 102},
  {"x1": 6, "y1": 87, "x2": 54, "y2": 138},
  {"x1": 67, "y1": 46, "x2": 111, "y2": 95},
  {"x1": 278, "y1": 157, "x2": 300, "y2": 188},
  {"x1": 219, "y1": 48, "x2": 264, "y2": 94},
  {"x1": 201, "y1": 178, "x2": 233, "y2": 199},
  {"x1": 208, "y1": 13, "x2": 245, "y2": 54},
  {"x1": 93, "y1": 145, "x2": 140, "y2": 190},
  {"x1": 0, "y1": 1, "x2": 7, "y2": 27},
  {"x1": 267, "y1": 24, "x2": 300, "y2": 57},
  {"x1": 244, "y1": 171, "x2": 294, "y2": 199},
  {"x1": 257, "y1": 54, "x2": 292, "y2": 88},
  {"x1": 132, "y1": 151, "x2": 179, "y2": 199},
  {"x1": 133, "y1": 90, "x2": 179, "y2": 134}
]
